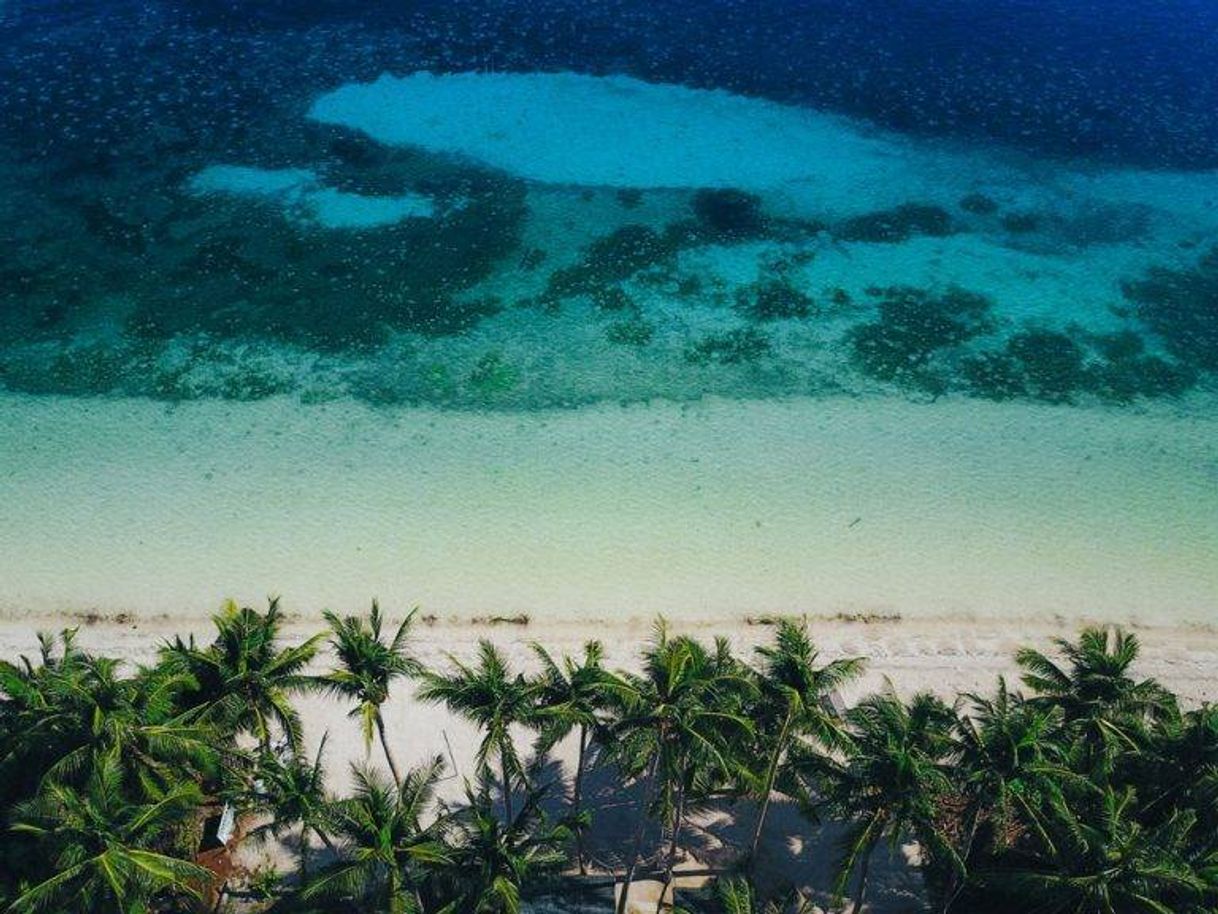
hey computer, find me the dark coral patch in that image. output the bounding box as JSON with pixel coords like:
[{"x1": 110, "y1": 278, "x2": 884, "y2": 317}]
[
  {"x1": 835, "y1": 204, "x2": 953, "y2": 244},
  {"x1": 1122, "y1": 247, "x2": 1218, "y2": 371}
]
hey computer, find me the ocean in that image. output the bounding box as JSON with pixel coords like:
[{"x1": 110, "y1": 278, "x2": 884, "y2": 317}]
[{"x1": 0, "y1": 0, "x2": 1215, "y2": 622}]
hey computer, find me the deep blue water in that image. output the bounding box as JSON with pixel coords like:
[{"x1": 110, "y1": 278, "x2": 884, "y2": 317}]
[
  {"x1": 0, "y1": 0, "x2": 1215, "y2": 407},
  {"x1": 4, "y1": 0, "x2": 1217, "y2": 168}
]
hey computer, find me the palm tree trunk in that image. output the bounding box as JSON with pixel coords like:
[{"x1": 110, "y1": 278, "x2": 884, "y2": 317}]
[
  {"x1": 854, "y1": 843, "x2": 874, "y2": 914},
  {"x1": 574, "y1": 724, "x2": 588, "y2": 875},
  {"x1": 501, "y1": 747, "x2": 515, "y2": 822},
  {"x1": 941, "y1": 801, "x2": 980, "y2": 914},
  {"x1": 314, "y1": 825, "x2": 336, "y2": 854},
  {"x1": 375, "y1": 712, "x2": 403, "y2": 785},
  {"x1": 655, "y1": 774, "x2": 688, "y2": 914},
  {"x1": 747, "y1": 709, "x2": 793, "y2": 871},
  {"x1": 616, "y1": 753, "x2": 660, "y2": 914},
  {"x1": 299, "y1": 826, "x2": 310, "y2": 880}
]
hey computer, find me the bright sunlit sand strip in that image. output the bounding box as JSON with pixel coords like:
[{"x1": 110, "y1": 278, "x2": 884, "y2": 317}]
[{"x1": 1, "y1": 392, "x2": 1215, "y2": 624}]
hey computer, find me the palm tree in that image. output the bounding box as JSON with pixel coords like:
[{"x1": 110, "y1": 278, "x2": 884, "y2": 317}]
[
  {"x1": 160, "y1": 598, "x2": 323, "y2": 753},
  {"x1": 531, "y1": 640, "x2": 618, "y2": 874},
  {"x1": 433, "y1": 780, "x2": 571, "y2": 914},
  {"x1": 819, "y1": 689, "x2": 959, "y2": 914},
  {"x1": 8, "y1": 749, "x2": 212, "y2": 914},
  {"x1": 611, "y1": 622, "x2": 755, "y2": 914},
  {"x1": 1017, "y1": 627, "x2": 1176, "y2": 776},
  {"x1": 301, "y1": 757, "x2": 451, "y2": 914},
  {"x1": 321, "y1": 602, "x2": 421, "y2": 784},
  {"x1": 248, "y1": 734, "x2": 336, "y2": 879},
  {"x1": 418, "y1": 641, "x2": 537, "y2": 821},
  {"x1": 714, "y1": 876, "x2": 818, "y2": 914},
  {"x1": 945, "y1": 678, "x2": 1082, "y2": 913},
  {"x1": 746, "y1": 619, "x2": 863, "y2": 868},
  {"x1": 977, "y1": 785, "x2": 1217, "y2": 914},
  {"x1": 1, "y1": 635, "x2": 218, "y2": 799},
  {"x1": 1137, "y1": 704, "x2": 1218, "y2": 835}
]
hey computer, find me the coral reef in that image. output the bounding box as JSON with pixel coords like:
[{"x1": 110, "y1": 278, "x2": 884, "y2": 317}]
[
  {"x1": 849, "y1": 285, "x2": 992, "y2": 391},
  {"x1": 735, "y1": 278, "x2": 815, "y2": 321},
  {"x1": 834, "y1": 203, "x2": 953, "y2": 244},
  {"x1": 1121, "y1": 247, "x2": 1218, "y2": 371},
  {"x1": 690, "y1": 188, "x2": 767, "y2": 241},
  {"x1": 605, "y1": 316, "x2": 655, "y2": 346},
  {"x1": 544, "y1": 225, "x2": 676, "y2": 300},
  {"x1": 962, "y1": 328, "x2": 1194, "y2": 404},
  {"x1": 685, "y1": 327, "x2": 771, "y2": 365}
]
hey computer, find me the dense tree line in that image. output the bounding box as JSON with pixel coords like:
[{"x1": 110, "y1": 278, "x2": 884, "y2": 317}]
[{"x1": 0, "y1": 600, "x2": 1215, "y2": 914}]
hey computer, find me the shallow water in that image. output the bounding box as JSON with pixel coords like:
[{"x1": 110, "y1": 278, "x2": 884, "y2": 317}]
[{"x1": 0, "y1": 1, "x2": 1215, "y2": 621}]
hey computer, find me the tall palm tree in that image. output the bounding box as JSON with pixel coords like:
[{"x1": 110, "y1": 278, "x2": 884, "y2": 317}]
[
  {"x1": 977, "y1": 785, "x2": 1217, "y2": 914},
  {"x1": 611, "y1": 622, "x2": 755, "y2": 914},
  {"x1": 945, "y1": 678, "x2": 1083, "y2": 913},
  {"x1": 160, "y1": 598, "x2": 323, "y2": 753},
  {"x1": 818, "y1": 689, "x2": 959, "y2": 914},
  {"x1": 248, "y1": 734, "x2": 336, "y2": 879},
  {"x1": 1017, "y1": 627, "x2": 1176, "y2": 776},
  {"x1": 321, "y1": 602, "x2": 421, "y2": 784},
  {"x1": 746, "y1": 619, "x2": 863, "y2": 868},
  {"x1": 1, "y1": 636, "x2": 218, "y2": 799},
  {"x1": 8, "y1": 750, "x2": 212, "y2": 914},
  {"x1": 300, "y1": 757, "x2": 451, "y2": 914},
  {"x1": 433, "y1": 780, "x2": 571, "y2": 914},
  {"x1": 418, "y1": 641, "x2": 537, "y2": 821},
  {"x1": 531, "y1": 640, "x2": 619, "y2": 874}
]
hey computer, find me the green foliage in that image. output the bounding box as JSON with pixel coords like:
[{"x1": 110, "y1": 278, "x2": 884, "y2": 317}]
[
  {"x1": 418, "y1": 641, "x2": 538, "y2": 820},
  {"x1": 320, "y1": 603, "x2": 420, "y2": 782},
  {"x1": 431, "y1": 781, "x2": 571, "y2": 914},
  {"x1": 300, "y1": 758, "x2": 451, "y2": 913},
  {"x1": 159, "y1": 597, "x2": 323, "y2": 753},
  {"x1": 9, "y1": 751, "x2": 212, "y2": 914},
  {"x1": 248, "y1": 735, "x2": 336, "y2": 877},
  {"x1": 814, "y1": 689, "x2": 960, "y2": 910}
]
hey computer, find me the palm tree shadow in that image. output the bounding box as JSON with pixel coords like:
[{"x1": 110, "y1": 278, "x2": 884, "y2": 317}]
[
  {"x1": 529, "y1": 743, "x2": 663, "y2": 873},
  {"x1": 683, "y1": 796, "x2": 927, "y2": 912}
]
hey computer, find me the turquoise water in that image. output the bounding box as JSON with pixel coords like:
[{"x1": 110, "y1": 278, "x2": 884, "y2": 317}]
[{"x1": 0, "y1": 1, "x2": 1215, "y2": 621}]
